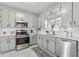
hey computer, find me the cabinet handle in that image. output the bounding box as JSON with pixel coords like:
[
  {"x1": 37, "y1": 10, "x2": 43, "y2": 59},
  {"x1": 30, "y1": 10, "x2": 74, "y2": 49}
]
[
  {"x1": 7, "y1": 41, "x2": 9, "y2": 43},
  {"x1": 33, "y1": 36, "x2": 34, "y2": 39},
  {"x1": 7, "y1": 40, "x2": 10, "y2": 43},
  {"x1": 74, "y1": 21, "x2": 76, "y2": 26},
  {"x1": 7, "y1": 24, "x2": 10, "y2": 27},
  {"x1": 39, "y1": 37, "x2": 40, "y2": 39},
  {"x1": 47, "y1": 40, "x2": 49, "y2": 43}
]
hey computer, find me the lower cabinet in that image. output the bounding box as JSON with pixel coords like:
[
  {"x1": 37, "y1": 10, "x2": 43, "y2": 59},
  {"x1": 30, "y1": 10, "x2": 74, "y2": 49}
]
[
  {"x1": 0, "y1": 36, "x2": 16, "y2": 53},
  {"x1": 8, "y1": 36, "x2": 16, "y2": 50},
  {"x1": 0, "y1": 37, "x2": 9, "y2": 52},
  {"x1": 30, "y1": 34, "x2": 37, "y2": 45},
  {"x1": 42, "y1": 36, "x2": 47, "y2": 49},
  {"x1": 37, "y1": 35, "x2": 56, "y2": 54},
  {"x1": 48, "y1": 39, "x2": 55, "y2": 53},
  {"x1": 37, "y1": 35, "x2": 43, "y2": 46}
]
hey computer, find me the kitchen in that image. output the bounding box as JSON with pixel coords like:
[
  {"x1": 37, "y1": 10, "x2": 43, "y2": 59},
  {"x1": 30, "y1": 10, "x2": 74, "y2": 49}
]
[{"x1": 0, "y1": 2, "x2": 79, "y2": 57}]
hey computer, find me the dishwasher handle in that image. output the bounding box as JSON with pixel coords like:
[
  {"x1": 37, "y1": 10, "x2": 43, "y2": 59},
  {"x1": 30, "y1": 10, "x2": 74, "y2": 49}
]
[{"x1": 61, "y1": 39, "x2": 75, "y2": 43}]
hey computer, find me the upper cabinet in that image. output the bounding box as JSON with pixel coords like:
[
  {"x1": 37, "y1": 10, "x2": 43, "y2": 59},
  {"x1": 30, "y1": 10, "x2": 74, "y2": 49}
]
[
  {"x1": 0, "y1": 9, "x2": 37, "y2": 29},
  {"x1": 16, "y1": 13, "x2": 28, "y2": 22},
  {"x1": 23, "y1": 15, "x2": 28, "y2": 22},
  {"x1": 28, "y1": 15, "x2": 37, "y2": 29},
  {"x1": 37, "y1": 14, "x2": 45, "y2": 31},
  {"x1": 16, "y1": 13, "x2": 37, "y2": 29},
  {"x1": 61, "y1": 2, "x2": 72, "y2": 27},
  {"x1": 1, "y1": 10, "x2": 9, "y2": 28},
  {"x1": 1, "y1": 10, "x2": 16, "y2": 28},
  {"x1": 8, "y1": 11, "x2": 16, "y2": 27},
  {"x1": 73, "y1": 2, "x2": 79, "y2": 27},
  {"x1": 28, "y1": 15, "x2": 33, "y2": 29}
]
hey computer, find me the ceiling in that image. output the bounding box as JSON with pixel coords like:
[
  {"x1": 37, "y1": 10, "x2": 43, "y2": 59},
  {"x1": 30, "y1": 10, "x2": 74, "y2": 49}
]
[{"x1": 0, "y1": 2, "x2": 55, "y2": 14}]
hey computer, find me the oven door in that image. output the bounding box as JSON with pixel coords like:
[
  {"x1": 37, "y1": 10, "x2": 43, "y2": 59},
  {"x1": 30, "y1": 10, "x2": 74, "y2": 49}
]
[
  {"x1": 16, "y1": 37, "x2": 29, "y2": 45},
  {"x1": 16, "y1": 37, "x2": 30, "y2": 50}
]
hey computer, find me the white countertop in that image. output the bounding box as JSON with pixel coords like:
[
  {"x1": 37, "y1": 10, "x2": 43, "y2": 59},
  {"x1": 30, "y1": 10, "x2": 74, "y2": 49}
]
[
  {"x1": 0, "y1": 34, "x2": 16, "y2": 37},
  {"x1": 38, "y1": 33, "x2": 79, "y2": 41}
]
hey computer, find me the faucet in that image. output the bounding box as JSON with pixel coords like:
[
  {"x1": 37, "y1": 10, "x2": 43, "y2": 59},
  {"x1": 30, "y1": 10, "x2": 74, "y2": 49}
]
[{"x1": 53, "y1": 31, "x2": 55, "y2": 35}]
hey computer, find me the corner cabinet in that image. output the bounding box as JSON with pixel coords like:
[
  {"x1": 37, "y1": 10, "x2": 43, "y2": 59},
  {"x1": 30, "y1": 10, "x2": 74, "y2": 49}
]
[{"x1": 0, "y1": 36, "x2": 16, "y2": 53}]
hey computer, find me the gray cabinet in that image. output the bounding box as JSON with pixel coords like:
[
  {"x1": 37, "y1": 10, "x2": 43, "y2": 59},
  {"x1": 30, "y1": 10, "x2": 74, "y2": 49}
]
[
  {"x1": 0, "y1": 17, "x2": 2, "y2": 28},
  {"x1": 61, "y1": 2, "x2": 72, "y2": 27},
  {"x1": 23, "y1": 15, "x2": 28, "y2": 22},
  {"x1": 8, "y1": 11, "x2": 16, "y2": 27},
  {"x1": 48, "y1": 38, "x2": 55, "y2": 53},
  {"x1": 28, "y1": 15, "x2": 33, "y2": 29},
  {"x1": 37, "y1": 35, "x2": 56, "y2": 54},
  {"x1": 30, "y1": 34, "x2": 37, "y2": 45},
  {"x1": 73, "y1": 2, "x2": 79, "y2": 27},
  {"x1": 42, "y1": 36, "x2": 47, "y2": 49},
  {"x1": 0, "y1": 36, "x2": 16, "y2": 53},
  {"x1": 1, "y1": 10, "x2": 16, "y2": 28},
  {"x1": 78, "y1": 41, "x2": 79, "y2": 57},
  {"x1": 37, "y1": 35, "x2": 43, "y2": 46},
  {"x1": 0, "y1": 37, "x2": 9, "y2": 52},
  {"x1": 1, "y1": 10, "x2": 9, "y2": 27},
  {"x1": 8, "y1": 36, "x2": 16, "y2": 50}
]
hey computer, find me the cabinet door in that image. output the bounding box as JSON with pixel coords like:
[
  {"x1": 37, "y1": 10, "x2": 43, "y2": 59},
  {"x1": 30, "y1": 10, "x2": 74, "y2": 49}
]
[
  {"x1": 48, "y1": 39, "x2": 55, "y2": 53},
  {"x1": 73, "y1": 2, "x2": 79, "y2": 27},
  {"x1": 1, "y1": 10, "x2": 9, "y2": 27},
  {"x1": 9, "y1": 11, "x2": 16, "y2": 27},
  {"x1": 33, "y1": 16, "x2": 38, "y2": 30},
  {"x1": 37, "y1": 15, "x2": 45, "y2": 29},
  {"x1": 37, "y1": 35, "x2": 42, "y2": 46},
  {"x1": 28, "y1": 15, "x2": 33, "y2": 29},
  {"x1": 37, "y1": 16, "x2": 41, "y2": 29},
  {"x1": 78, "y1": 41, "x2": 79, "y2": 57},
  {"x1": 23, "y1": 15, "x2": 28, "y2": 22},
  {"x1": 0, "y1": 37, "x2": 9, "y2": 52},
  {"x1": 61, "y1": 2, "x2": 72, "y2": 27},
  {"x1": 0, "y1": 17, "x2": 2, "y2": 28},
  {"x1": 30, "y1": 34, "x2": 37, "y2": 45},
  {"x1": 8, "y1": 36, "x2": 16, "y2": 50},
  {"x1": 42, "y1": 36, "x2": 47, "y2": 49}
]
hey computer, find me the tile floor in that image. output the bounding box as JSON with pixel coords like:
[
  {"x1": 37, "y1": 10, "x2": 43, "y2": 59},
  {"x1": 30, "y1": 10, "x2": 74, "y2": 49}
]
[{"x1": 0, "y1": 45, "x2": 38, "y2": 57}]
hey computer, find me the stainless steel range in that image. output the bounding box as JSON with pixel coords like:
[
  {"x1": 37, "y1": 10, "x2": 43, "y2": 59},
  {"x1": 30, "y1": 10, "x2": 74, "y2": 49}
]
[{"x1": 16, "y1": 30, "x2": 30, "y2": 50}]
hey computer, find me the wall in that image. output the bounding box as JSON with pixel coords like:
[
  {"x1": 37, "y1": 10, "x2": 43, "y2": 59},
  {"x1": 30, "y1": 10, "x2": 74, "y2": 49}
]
[{"x1": 37, "y1": 3, "x2": 60, "y2": 31}]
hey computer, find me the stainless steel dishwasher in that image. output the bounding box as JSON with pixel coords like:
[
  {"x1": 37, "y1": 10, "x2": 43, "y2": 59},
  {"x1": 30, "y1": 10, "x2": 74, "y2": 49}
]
[{"x1": 56, "y1": 38, "x2": 77, "y2": 57}]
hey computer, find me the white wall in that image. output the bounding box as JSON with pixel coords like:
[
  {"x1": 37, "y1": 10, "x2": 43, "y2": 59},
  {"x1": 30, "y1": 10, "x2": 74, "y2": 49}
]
[{"x1": 37, "y1": 3, "x2": 60, "y2": 30}]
